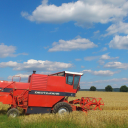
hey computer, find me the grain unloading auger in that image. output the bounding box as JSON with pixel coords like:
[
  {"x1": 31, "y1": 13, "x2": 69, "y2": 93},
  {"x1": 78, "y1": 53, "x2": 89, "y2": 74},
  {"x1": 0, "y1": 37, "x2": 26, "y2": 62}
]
[{"x1": 0, "y1": 71, "x2": 104, "y2": 117}]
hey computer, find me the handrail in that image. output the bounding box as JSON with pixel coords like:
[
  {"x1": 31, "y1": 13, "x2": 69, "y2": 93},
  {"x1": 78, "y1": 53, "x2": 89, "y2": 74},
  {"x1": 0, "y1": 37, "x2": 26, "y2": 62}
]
[{"x1": 12, "y1": 76, "x2": 21, "y2": 82}]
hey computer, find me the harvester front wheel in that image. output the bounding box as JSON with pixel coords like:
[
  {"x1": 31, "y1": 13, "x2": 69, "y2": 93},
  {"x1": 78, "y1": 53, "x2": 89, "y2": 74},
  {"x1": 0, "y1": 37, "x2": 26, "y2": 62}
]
[
  {"x1": 7, "y1": 108, "x2": 20, "y2": 118},
  {"x1": 53, "y1": 102, "x2": 72, "y2": 115}
]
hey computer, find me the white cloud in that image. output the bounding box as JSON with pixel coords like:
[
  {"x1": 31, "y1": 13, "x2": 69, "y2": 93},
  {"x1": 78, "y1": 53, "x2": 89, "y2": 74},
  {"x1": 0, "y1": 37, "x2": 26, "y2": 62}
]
[
  {"x1": 109, "y1": 35, "x2": 128, "y2": 49},
  {"x1": 0, "y1": 43, "x2": 16, "y2": 58},
  {"x1": 0, "y1": 61, "x2": 18, "y2": 67},
  {"x1": 104, "y1": 62, "x2": 128, "y2": 69},
  {"x1": 0, "y1": 43, "x2": 28, "y2": 58},
  {"x1": 21, "y1": 0, "x2": 128, "y2": 27},
  {"x1": 100, "y1": 53, "x2": 118, "y2": 60},
  {"x1": 98, "y1": 53, "x2": 119, "y2": 65},
  {"x1": 48, "y1": 37, "x2": 97, "y2": 52},
  {"x1": 82, "y1": 69, "x2": 117, "y2": 76},
  {"x1": 0, "y1": 59, "x2": 72, "y2": 71},
  {"x1": 104, "y1": 22, "x2": 128, "y2": 36},
  {"x1": 100, "y1": 53, "x2": 111, "y2": 60},
  {"x1": 85, "y1": 53, "x2": 118, "y2": 62}
]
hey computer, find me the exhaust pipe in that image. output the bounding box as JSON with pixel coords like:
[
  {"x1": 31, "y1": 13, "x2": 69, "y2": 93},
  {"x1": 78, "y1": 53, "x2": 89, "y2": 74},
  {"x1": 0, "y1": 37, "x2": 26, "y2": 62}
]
[{"x1": 33, "y1": 71, "x2": 36, "y2": 74}]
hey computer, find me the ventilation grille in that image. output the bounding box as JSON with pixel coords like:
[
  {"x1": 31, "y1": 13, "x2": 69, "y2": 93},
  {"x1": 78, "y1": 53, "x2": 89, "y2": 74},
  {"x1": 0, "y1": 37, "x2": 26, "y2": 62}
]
[{"x1": 31, "y1": 75, "x2": 48, "y2": 90}]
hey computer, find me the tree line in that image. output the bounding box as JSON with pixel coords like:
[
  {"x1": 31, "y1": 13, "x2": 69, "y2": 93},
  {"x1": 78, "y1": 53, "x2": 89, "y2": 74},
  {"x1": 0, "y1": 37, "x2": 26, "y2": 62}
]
[{"x1": 90, "y1": 85, "x2": 128, "y2": 92}]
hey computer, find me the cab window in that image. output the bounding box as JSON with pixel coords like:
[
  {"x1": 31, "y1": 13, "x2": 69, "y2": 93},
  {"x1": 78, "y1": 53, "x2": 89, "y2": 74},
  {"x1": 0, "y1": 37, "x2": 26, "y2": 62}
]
[
  {"x1": 66, "y1": 74, "x2": 73, "y2": 85},
  {"x1": 74, "y1": 75, "x2": 80, "y2": 89}
]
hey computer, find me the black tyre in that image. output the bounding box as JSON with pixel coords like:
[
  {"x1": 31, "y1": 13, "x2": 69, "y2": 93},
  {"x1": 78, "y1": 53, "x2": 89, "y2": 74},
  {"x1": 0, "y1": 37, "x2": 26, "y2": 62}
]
[
  {"x1": 7, "y1": 108, "x2": 20, "y2": 118},
  {"x1": 53, "y1": 102, "x2": 72, "y2": 114}
]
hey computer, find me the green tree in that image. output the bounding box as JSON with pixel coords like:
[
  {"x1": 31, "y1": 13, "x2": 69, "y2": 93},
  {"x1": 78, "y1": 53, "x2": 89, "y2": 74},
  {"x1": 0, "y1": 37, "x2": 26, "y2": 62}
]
[
  {"x1": 90, "y1": 86, "x2": 96, "y2": 91},
  {"x1": 120, "y1": 85, "x2": 128, "y2": 92},
  {"x1": 105, "y1": 85, "x2": 113, "y2": 92}
]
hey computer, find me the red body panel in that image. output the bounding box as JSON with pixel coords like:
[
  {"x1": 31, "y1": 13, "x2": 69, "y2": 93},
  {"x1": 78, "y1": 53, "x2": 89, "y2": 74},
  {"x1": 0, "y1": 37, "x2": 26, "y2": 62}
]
[
  {"x1": 30, "y1": 74, "x2": 48, "y2": 91},
  {"x1": 47, "y1": 76, "x2": 65, "y2": 92},
  {"x1": 14, "y1": 82, "x2": 29, "y2": 89},
  {"x1": 0, "y1": 92, "x2": 12, "y2": 104},
  {"x1": 0, "y1": 81, "x2": 29, "y2": 106},
  {"x1": 28, "y1": 75, "x2": 68, "y2": 107},
  {"x1": 28, "y1": 95, "x2": 64, "y2": 107}
]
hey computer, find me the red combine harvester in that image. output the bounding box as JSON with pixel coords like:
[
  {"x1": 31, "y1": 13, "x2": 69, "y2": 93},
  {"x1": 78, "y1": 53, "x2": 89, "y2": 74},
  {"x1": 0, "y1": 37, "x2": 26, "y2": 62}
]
[{"x1": 0, "y1": 71, "x2": 104, "y2": 117}]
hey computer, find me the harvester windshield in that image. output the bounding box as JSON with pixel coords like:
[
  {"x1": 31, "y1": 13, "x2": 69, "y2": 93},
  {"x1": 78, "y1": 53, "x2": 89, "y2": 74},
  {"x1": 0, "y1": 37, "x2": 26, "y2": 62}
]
[
  {"x1": 65, "y1": 71, "x2": 83, "y2": 89},
  {"x1": 74, "y1": 75, "x2": 80, "y2": 89},
  {"x1": 66, "y1": 75, "x2": 80, "y2": 89}
]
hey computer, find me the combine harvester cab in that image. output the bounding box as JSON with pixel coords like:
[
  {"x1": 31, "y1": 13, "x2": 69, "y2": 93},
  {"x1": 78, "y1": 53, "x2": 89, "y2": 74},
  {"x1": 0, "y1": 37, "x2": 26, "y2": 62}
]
[{"x1": 0, "y1": 71, "x2": 104, "y2": 117}]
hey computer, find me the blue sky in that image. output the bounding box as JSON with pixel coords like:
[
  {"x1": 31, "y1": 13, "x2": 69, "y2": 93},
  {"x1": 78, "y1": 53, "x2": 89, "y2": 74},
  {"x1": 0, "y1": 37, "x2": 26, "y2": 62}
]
[{"x1": 0, "y1": 0, "x2": 128, "y2": 89}]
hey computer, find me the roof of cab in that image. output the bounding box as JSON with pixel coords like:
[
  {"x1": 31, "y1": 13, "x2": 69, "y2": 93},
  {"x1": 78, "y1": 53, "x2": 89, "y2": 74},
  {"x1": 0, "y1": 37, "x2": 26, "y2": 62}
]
[
  {"x1": 49, "y1": 71, "x2": 83, "y2": 76},
  {"x1": 65, "y1": 71, "x2": 83, "y2": 76}
]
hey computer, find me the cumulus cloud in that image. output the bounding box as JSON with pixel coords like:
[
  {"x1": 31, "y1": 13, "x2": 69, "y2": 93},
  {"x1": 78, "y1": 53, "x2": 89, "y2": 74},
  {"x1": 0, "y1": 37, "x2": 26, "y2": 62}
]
[
  {"x1": 21, "y1": 0, "x2": 128, "y2": 27},
  {"x1": 109, "y1": 35, "x2": 128, "y2": 49},
  {"x1": 100, "y1": 53, "x2": 119, "y2": 60},
  {"x1": 0, "y1": 43, "x2": 28, "y2": 58},
  {"x1": 0, "y1": 59, "x2": 72, "y2": 71},
  {"x1": 82, "y1": 69, "x2": 117, "y2": 76},
  {"x1": 100, "y1": 54, "x2": 111, "y2": 60},
  {"x1": 84, "y1": 53, "x2": 118, "y2": 63},
  {"x1": 48, "y1": 37, "x2": 97, "y2": 52},
  {"x1": 98, "y1": 53, "x2": 119, "y2": 65},
  {"x1": 84, "y1": 53, "x2": 119, "y2": 66},
  {"x1": 0, "y1": 43, "x2": 16, "y2": 58},
  {"x1": 104, "y1": 22, "x2": 128, "y2": 36},
  {"x1": 104, "y1": 62, "x2": 128, "y2": 69}
]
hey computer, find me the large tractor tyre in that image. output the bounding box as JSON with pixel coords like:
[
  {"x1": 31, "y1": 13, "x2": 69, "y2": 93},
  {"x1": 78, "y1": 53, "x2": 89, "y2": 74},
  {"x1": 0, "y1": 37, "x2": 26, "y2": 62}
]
[
  {"x1": 53, "y1": 102, "x2": 72, "y2": 115},
  {"x1": 7, "y1": 108, "x2": 20, "y2": 118}
]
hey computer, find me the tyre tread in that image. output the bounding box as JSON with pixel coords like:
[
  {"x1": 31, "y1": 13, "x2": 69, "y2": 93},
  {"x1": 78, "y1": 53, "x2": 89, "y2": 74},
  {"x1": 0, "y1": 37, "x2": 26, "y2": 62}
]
[
  {"x1": 7, "y1": 108, "x2": 20, "y2": 117},
  {"x1": 53, "y1": 102, "x2": 72, "y2": 113}
]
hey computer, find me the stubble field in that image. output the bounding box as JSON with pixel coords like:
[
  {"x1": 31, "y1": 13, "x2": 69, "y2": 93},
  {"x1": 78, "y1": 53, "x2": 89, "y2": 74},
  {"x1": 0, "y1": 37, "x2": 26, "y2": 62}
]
[{"x1": 0, "y1": 91, "x2": 128, "y2": 128}]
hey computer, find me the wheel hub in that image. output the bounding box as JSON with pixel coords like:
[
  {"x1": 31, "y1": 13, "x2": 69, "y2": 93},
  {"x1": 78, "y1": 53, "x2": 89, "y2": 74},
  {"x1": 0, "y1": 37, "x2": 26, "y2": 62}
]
[
  {"x1": 9, "y1": 112, "x2": 17, "y2": 118},
  {"x1": 58, "y1": 108, "x2": 67, "y2": 114}
]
